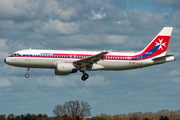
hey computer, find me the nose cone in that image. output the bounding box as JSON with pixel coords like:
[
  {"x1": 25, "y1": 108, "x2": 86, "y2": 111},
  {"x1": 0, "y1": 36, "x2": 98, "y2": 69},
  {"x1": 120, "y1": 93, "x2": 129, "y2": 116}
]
[{"x1": 4, "y1": 59, "x2": 6, "y2": 63}]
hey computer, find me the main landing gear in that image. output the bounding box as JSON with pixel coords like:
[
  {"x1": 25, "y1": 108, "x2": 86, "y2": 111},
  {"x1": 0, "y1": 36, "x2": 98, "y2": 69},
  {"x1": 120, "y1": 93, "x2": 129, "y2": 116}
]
[
  {"x1": 25, "y1": 68, "x2": 30, "y2": 78},
  {"x1": 81, "y1": 72, "x2": 89, "y2": 81},
  {"x1": 81, "y1": 67, "x2": 89, "y2": 81}
]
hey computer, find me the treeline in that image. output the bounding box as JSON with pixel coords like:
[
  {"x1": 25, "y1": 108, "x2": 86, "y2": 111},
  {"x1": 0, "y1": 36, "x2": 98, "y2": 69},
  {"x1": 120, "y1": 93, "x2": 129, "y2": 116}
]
[
  {"x1": 0, "y1": 113, "x2": 53, "y2": 120},
  {"x1": 1, "y1": 109, "x2": 180, "y2": 120},
  {"x1": 0, "y1": 113, "x2": 83, "y2": 120},
  {"x1": 91, "y1": 109, "x2": 180, "y2": 120}
]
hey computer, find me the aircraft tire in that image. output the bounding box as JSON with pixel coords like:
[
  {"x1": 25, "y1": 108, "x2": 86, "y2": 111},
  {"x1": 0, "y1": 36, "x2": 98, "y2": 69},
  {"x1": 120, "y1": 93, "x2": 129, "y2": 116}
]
[
  {"x1": 25, "y1": 74, "x2": 29, "y2": 78},
  {"x1": 81, "y1": 73, "x2": 89, "y2": 81}
]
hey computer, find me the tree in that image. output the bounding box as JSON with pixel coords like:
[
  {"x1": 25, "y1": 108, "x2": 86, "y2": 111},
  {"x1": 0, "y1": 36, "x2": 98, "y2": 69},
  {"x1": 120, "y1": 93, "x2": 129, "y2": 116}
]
[
  {"x1": 0, "y1": 114, "x2": 6, "y2": 120},
  {"x1": 129, "y1": 113, "x2": 140, "y2": 120},
  {"x1": 53, "y1": 100, "x2": 91, "y2": 118},
  {"x1": 159, "y1": 116, "x2": 169, "y2": 120},
  {"x1": 8, "y1": 114, "x2": 15, "y2": 120},
  {"x1": 91, "y1": 116, "x2": 106, "y2": 120}
]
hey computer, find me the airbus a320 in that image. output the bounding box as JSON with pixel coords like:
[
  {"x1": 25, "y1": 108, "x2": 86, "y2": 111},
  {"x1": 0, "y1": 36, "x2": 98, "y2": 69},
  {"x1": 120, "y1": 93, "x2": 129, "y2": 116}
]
[{"x1": 4, "y1": 27, "x2": 175, "y2": 81}]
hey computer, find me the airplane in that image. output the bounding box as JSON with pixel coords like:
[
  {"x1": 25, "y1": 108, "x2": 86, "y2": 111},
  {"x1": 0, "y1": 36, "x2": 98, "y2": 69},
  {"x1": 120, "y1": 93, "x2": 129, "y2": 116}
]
[{"x1": 4, "y1": 27, "x2": 175, "y2": 81}]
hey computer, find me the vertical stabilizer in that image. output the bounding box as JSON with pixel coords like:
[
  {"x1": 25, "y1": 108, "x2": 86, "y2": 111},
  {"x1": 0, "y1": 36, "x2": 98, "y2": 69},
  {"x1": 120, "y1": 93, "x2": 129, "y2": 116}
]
[{"x1": 138, "y1": 27, "x2": 173, "y2": 60}]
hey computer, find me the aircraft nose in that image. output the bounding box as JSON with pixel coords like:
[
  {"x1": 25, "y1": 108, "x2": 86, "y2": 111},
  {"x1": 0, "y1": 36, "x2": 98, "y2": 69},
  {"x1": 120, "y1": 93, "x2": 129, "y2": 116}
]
[{"x1": 4, "y1": 59, "x2": 6, "y2": 63}]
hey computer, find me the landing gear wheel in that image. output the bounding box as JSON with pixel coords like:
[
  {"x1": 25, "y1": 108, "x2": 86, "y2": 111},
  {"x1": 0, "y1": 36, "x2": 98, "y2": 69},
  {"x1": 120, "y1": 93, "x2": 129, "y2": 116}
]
[
  {"x1": 25, "y1": 74, "x2": 29, "y2": 78},
  {"x1": 25, "y1": 68, "x2": 30, "y2": 78},
  {"x1": 81, "y1": 73, "x2": 89, "y2": 81}
]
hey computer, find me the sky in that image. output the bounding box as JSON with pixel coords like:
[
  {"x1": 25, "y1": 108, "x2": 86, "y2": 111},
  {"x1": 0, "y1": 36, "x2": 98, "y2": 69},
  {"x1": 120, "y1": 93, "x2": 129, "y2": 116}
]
[{"x1": 0, "y1": 0, "x2": 180, "y2": 117}]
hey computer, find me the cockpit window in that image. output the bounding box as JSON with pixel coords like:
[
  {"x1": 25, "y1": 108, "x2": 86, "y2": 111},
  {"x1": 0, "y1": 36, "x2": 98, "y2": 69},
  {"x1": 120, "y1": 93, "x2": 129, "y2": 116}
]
[{"x1": 10, "y1": 53, "x2": 20, "y2": 57}]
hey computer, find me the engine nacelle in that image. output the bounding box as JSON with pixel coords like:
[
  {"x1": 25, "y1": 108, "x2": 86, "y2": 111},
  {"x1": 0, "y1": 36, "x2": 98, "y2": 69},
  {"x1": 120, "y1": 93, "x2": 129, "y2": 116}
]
[{"x1": 55, "y1": 62, "x2": 77, "y2": 76}]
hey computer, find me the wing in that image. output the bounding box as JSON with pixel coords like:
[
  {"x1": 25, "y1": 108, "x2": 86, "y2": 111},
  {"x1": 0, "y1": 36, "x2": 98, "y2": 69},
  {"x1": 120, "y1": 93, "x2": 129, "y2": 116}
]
[{"x1": 73, "y1": 51, "x2": 110, "y2": 70}]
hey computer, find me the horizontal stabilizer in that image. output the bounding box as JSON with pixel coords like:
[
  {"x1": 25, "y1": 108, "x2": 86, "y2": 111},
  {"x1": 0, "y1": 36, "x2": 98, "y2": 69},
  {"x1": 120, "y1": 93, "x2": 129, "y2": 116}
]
[
  {"x1": 152, "y1": 54, "x2": 175, "y2": 64},
  {"x1": 152, "y1": 54, "x2": 174, "y2": 61}
]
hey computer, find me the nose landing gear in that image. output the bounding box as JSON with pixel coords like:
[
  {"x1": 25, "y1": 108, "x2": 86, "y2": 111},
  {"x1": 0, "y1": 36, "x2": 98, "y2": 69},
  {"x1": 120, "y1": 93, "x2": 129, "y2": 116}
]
[
  {"x1": 25, "y1": 68, "x2": 30, "y2": 78},
  {"x1": 25, "y1": 74, "x2": 29, "y2": 78}
]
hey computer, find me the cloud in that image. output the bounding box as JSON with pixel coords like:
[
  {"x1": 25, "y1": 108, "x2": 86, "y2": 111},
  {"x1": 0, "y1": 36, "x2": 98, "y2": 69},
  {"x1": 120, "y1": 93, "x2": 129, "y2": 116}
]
[
  {"x1": 42, "y1": 20, "x2": 79, "y2": 35},
  {"x1": 0, "y1": 0, "x2": 26, "y2": 19},
  {"x1": 0, "y1": 39, "x2": 9, "y2": 59},
  {"x1": 0, "y1": 39, "x2": 9, "y2": 60},
  {"x1": 43, "y1": 0, "x2": 77, "y2": 21},
  {"x1": 84, "y1": 75, "x2": 110, "y2": 86},
  {"x1": 90, "y1": 10, "x2": 106, "y2": 20},
  {"x1": 0, "y1": 78, "x2": 11, "y2": 87},
  {"x1": 152, "y1": 0, "x2": 180, "y2": 10},
  {"x1": 169, "y1": 70, "x2": 180, "y2": 76},
  {"x1": 79, "y1": 88, "x2": 90, "y2": 94},
  {"x1": 0, "y1": 39, "x2": 8, "y2": 50},
  {"x1": 0, "y1": 51, "x2": 9, "y2": 60},
  {"x1": 0, "y1": 20, "x2": 32, "y2": 31},
  {"x1": 0, "y1": 0, "x2": 40, "y2": 20},
  {"x1": 37, "y1": 76, "x2": 77, "y2": 87},
  {"x1": 172, "y1": 77, "x2": 180, "y2": 83},
  {"x1": 106, "y1": 35, "x2": 128, "y2": 44}
]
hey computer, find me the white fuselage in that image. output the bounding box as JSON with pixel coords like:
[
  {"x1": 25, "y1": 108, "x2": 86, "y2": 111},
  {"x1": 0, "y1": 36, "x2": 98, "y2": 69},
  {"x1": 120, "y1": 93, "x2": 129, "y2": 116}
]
[{"x1": 5, "y1": 49, "x2": 175, "y2": 71}]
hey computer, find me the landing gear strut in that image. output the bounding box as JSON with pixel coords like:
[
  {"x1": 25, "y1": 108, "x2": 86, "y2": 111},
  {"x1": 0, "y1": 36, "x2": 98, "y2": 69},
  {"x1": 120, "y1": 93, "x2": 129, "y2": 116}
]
[
  {"x1": 25, "y1": 68, "x2": 30, "y2": 78},
  {"x1": 81, "y1": 73, "x2": 89, "y2": 81}
]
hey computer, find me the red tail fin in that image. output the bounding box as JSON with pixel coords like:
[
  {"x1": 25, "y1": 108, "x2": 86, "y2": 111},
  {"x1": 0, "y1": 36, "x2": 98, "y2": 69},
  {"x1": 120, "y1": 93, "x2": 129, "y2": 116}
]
[{"x1": 139, "y1": 27, "x2": 173, "y2": 60}]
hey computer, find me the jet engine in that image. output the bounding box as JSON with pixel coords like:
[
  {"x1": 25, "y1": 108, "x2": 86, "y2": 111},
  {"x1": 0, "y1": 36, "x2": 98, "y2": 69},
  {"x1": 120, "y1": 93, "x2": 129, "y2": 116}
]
[{"x1": 55, "y1": 62, "x2": 77, "y2": 76}]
